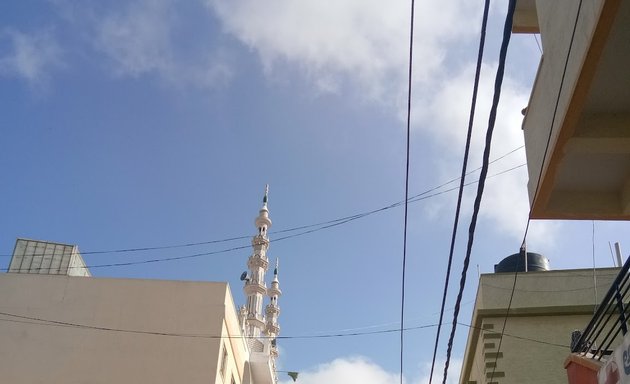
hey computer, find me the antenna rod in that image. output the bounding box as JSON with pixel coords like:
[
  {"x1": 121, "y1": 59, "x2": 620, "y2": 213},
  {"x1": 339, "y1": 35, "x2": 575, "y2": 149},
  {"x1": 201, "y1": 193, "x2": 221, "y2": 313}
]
[{"x1": 615, "y1": 242, "x2": 623, "y2": 267}]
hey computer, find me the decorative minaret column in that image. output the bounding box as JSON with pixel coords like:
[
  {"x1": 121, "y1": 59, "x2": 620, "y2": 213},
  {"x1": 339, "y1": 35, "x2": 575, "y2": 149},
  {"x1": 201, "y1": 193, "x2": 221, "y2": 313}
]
[
  {"x1": 266, "y1": 258, "x2": 282, "y2": 357},
  {"x1": 243, "y1": 185, "x2": 272, "y2": 338}
]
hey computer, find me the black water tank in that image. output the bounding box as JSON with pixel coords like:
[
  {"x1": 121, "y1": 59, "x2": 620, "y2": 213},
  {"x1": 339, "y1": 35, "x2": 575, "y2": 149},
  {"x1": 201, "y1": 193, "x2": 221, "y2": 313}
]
[{"x1": 494, "y1": 252, "x2": 550, "y2": 273}]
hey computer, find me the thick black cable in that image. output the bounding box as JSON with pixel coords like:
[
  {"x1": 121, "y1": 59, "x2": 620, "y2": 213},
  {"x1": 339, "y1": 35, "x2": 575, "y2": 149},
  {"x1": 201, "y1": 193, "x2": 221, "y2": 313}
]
[
  {"x1": 442, "y1": 1, "x2": 516, "y2": 383},
  {"x1": 427, "y1": 1, "x2": 491, "y2": 382},
  {"x1": 491, "y1": 1, "x2": 584, "y2": 381},
  {"x1": 400, "y1": 0, "x2": 415, "y2": 383}
]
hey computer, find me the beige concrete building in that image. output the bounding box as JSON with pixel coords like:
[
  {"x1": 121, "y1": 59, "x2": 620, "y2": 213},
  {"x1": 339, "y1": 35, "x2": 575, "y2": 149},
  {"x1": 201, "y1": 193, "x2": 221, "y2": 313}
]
[
  {"x1": 511, "y1": 0, "x2": 630, "y2": 382},
  {"x1": 459, "y1": 265, "x2": 620, "y2": 384},
  {"x1": 0, "y1": 189, "x2": 282, "y2": 384},
  {"x1": 513, "y1": 0, "x2": 630, "y2": 220},
  {"x1": 0, "y1": 273, "x2": 254, "y2": 384}
]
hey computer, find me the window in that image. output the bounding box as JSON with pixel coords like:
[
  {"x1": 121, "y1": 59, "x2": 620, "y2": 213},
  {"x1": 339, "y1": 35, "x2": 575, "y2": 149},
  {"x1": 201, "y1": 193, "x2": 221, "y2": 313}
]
[{"x1": 220, "y1": 345, "x2": 228, "y2": 379}]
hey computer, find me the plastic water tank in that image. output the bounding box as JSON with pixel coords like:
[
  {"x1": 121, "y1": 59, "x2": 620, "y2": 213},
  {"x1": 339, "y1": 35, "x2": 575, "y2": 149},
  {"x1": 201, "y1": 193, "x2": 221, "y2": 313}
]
[{"x1": 494, "y1": 252, "x2": 550, "y2": 273}]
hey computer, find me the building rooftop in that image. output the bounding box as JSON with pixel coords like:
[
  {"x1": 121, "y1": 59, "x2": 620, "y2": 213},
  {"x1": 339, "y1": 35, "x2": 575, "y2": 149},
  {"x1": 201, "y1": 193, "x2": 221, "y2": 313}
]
[{"x1": 8, "y1": 238, "x2": 90, "y2": 277}]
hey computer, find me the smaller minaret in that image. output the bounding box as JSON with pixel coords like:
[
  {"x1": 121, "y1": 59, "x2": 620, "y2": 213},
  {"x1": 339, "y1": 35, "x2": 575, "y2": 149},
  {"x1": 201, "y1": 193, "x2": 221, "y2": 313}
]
[{"x1": 265, "y1": 258, "x2": 282, "y2": 358}]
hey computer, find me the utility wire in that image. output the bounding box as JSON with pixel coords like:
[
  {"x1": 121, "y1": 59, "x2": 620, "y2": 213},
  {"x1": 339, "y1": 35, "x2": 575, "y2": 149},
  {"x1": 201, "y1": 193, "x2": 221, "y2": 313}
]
[
  {"x1": 428, "y1": 0, "x2": 491, "y2": 382},
  {"x1": 0, "y1": 310, "x2": 569, "y2": 349},
  {"x1": 442, "y1": 1, "x2": 516, "y2": 383},
  {"x1": 1, "y1": 164, "x2": 526, "y2": 273},
  {"x1": 489, "y1": 1, "x2": 584, "y2": 382},
  {"x1": 0, "y1": 310, "x2": 436, "y2": 339},
  {"x1": 456, "y1": 322, "x2": 568, "y2": 349},
  {"x1": 0, "y1": 147, "x2": 523, "y2": 259},
  {"x1": 303, "y1": 300, "x2": 476, "y2": 335},
  {"x1": 400, "y1": 0, "x2": 416, "y2": 383}
]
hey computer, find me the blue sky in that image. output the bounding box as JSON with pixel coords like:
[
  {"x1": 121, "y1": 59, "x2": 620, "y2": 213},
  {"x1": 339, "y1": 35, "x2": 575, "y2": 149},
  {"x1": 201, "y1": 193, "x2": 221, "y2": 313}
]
[{"x1": 2, "y1": 1, "x2": 630, "y2": 383}]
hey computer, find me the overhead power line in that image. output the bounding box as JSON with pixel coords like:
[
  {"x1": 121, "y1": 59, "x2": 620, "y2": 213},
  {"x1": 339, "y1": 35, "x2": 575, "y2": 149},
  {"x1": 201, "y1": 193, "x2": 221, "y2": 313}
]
[
  {"x1": 400, "y1": 0, "x2": 416, "y2": 384},
  {"x1": 428, "y1": 0, "x2": 491, "y2": 382},
  {"x1": 0, "y1": 146, "x2": 524, "y2": 259},
  {"x1": 491, "y1": 0, "x2": 586, "y2": 382},
  {"x1": 442, "y1": 1, "x2": 517, "y2": 383},
  {"x1": 0, "y1": 310, "x2": 569, "y2": 349},
  {"x1": 1, "y1": 163, "x2": 526, "y2": 273},
  {"x1": 0, "y1": 309, "x2": 435, "y2": 339}
]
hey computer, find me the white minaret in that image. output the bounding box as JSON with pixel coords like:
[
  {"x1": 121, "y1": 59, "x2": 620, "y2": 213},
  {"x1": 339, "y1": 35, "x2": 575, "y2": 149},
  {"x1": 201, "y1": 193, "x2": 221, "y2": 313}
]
[
  {"x1": 243, "y1": 185, "x2": 272, "y2": 338},
  {"x1": 265, "y1": 258, "x2": 282, "y2": 355}
]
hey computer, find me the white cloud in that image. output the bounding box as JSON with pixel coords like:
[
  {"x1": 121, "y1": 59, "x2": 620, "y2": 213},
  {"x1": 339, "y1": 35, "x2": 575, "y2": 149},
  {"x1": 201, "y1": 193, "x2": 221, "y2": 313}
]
[
  {"x1": 416, "y1": 62, "x2": 559, "y2": 244},
  {"x1": 418, "y1": 63, "x2": 527, "y2": 166},
  {"x1": 416, "y1": 358, "x2": 462, "y2": 384},
  {"x1": 205, "y1": 0, "x2": 480, "y2": 102},
  {"x1": 94, "y1": 0, "x2": 232, "y2": 90},
  {"x1": 279, "y1": 357, "x2": 401, "y2": 384},
  {"x1": 96, "y1": 1, "x2": 173, "y2": 76},
  {"x1": 0, "y1": 28, "x2": 64, "y2": 87},
  {"x1": 278, "y1": 356, "x2": 462, "y2": 384},
  {"x1": 204, "y1": 0, "x2": 557, "y2": 245}
]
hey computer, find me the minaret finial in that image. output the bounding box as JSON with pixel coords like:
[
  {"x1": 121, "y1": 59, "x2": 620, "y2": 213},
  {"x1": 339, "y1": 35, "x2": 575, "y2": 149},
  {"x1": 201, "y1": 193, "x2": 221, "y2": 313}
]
[
  {"x1": 274, "y1": 258, "x2": 279, "y2": 276},
  {"x1": 263, "y1": 184, "x2": 269, "y2": 206}
]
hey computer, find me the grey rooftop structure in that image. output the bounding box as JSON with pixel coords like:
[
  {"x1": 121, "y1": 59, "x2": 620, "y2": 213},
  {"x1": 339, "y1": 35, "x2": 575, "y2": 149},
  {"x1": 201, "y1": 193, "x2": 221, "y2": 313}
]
[{"x1": 8, "y1": 238, "x2": 91, "y2": 277}]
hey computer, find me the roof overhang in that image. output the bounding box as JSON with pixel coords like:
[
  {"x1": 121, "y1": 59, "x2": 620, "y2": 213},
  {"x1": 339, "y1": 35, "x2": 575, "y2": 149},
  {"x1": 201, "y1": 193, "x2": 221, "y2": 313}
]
[
  {"x1": 512, "y1": 0, "x2": 539, "y2": 33},
  {"x1": 518, "y1": 0, "x2": 630, "y2": 219}
]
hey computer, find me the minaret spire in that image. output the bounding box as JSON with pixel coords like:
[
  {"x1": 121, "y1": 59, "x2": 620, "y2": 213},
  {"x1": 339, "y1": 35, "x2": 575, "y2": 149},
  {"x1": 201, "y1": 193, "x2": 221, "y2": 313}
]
[
  {"x1": 243, "y1": 186, "x2": 273, "y2": 338},
  {"x1": 263, "y1": 184, "x2": 269, "y2": 207}
]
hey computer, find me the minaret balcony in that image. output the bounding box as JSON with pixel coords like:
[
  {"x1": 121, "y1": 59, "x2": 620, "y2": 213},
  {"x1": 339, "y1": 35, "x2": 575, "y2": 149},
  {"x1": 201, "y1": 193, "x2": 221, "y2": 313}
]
[
  {"x1": 266, "y1": 324, "x2": 280, "y2": 335},
  {"x1": 247, "y1": 256, "x2": 269, "y2": 269},
  {"x1": 265, "y1": 305, "x2": 280, "y2": 315},
  {"x1": 251, "y1": 236, "x2": 269, "y2": 247},
  {"x1": 244, "y1": 282, "x2": 267, "y2": 295},
  {"x1": 246, "y1": 316, "x2": 266, "y2": 330}
]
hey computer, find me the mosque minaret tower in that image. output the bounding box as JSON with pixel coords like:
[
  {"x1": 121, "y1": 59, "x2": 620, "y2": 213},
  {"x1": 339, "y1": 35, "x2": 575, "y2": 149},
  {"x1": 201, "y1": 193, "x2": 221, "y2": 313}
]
[
  {"x1": 242, "y1": 185, "x2": 280, "y2": 340},
  {"x1": 265, "y1": 258, "x2": 281, "y2": 357}
]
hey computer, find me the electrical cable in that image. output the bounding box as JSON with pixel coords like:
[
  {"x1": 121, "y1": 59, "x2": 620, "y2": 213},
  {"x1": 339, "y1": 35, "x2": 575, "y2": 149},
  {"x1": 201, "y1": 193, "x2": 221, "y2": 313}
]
[
  {"x1": 427, "y1": 0, "x2": 491, "y2": 382},
  {"x1": 482, "y1": 281, "x2": 612, "y2": 293},
  {"x1": 400, "y1": 0, "x2": 416, "y2": 383},
  {"x1": 303, "y1": 299, "x2": 476, "y2": 336},
  {"x1": 1, "y1": 164, "x2": 526, "y2": 273},
  {"x1": 489, "y1": 1, "x2": 584, "y2": 382},
  {"x1": 441, "y1": 1, "x2": 516, "y2": 383},
  {"x1": 0, "y1": 147, "x2": 524, "y2": 259},
  {"x1": 456, "y1": 322, "x2": 568, "y2": 349},
  {"x1": 0, "y1": 310, "x2": 569, "y2": 348},
  {"x1": 0, "y1": 310, "x2": 436, "y2": 339}
]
